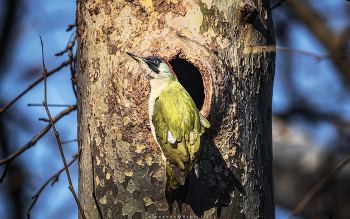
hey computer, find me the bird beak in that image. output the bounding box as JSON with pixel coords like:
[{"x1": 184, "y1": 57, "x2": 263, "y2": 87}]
[{"x1": 126, "y1": 52, "x2": 145, "y2": 63}]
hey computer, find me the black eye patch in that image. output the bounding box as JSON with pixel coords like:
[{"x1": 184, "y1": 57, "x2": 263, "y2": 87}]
[{"x1": 145, "y1": 57, "x2": 162, "y2": 73}]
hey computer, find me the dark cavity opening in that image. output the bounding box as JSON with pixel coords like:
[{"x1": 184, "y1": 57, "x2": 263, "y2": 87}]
[{"x1": 169, "y1": 58, "x2": 204, "y2": 110}]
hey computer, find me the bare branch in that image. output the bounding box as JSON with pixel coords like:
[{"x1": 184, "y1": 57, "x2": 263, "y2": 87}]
[
  {"x1": 277, "y1": 46, "x2": 350, "y2": 61},
  {"x1": 39, "y1": 36, "x2": 47, "y2": 104},
  {"x1": 53, "y1": 33, "x2": 77, "y2": 97},
  {"x1": 28, "y1": 104, "x2": 73, "y2": 107},
  {"x1": 0, "y1": 58, "x2": 73, "y2": 115},
  {"x1": 288, "y1": 153, "x2": 350, "y2": 218},
  {"x1": 51, "y1": 153, "x2": 79, "y2": 186},
  {"x1": 38, "y1": 118, "x2": 50, "y2": 122},
  {"x1": 0, "y1": 163, "x2": 9, "y2": 184},
  {"x1": 243, "y1": 45, "x2": 349, "y2": 61},
  {"x1": 69, "y1": 46, "x2": 77, "y2": 98},
  {"x1": 66, "y1": 24, "x2": 76, "y2": 32},
  {"x1": 271, "y1": 0, "x2": 287, "y2": 10},
  {"x1": 40, "y1": 37, "x2": 86, "y2": 219},
  {"x1": 55, "y1": 34, "x2": 77, "y2": 56},
  {"x1": 91, "y1": 152, "x2": 104, "y2": 218},
  {"x1": 0, "y1": 105, "x2": 77, "y2": 166},
  {"x1": 287, "y1": 0, "x2": 350, "y2": 83},
  {"x1": 26, "y1": 153, "x2": 78, "y2": 219},
  {"x1": 61, "y1": 139, "x2": 78, "y2": 145}
]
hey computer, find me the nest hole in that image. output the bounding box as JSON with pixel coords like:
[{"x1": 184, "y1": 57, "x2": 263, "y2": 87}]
[{"x1": 169, "y1": 58, "x2": 205, "y2": 110}]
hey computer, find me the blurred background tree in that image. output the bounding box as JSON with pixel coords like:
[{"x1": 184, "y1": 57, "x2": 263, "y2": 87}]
[{"x1": 0, "y1": 0, "x2": 349, "y2": 219}]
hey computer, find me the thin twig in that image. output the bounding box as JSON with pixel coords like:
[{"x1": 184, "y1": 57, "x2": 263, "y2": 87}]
[
  {"x1": 69, "y1": 47, "x2": 77, "y2": 98},
  {"x1": 26, "y1": 153, "x2": 78, "y2": 219},
  {"x1": 54, "y1": 33, "x2": 77, "y2": 97},
  {"x1": 50, "y1": 153, "x2": 79, "y2": 185},
  {"x1": 61, "y1": 139, "x2": 78, "y2": 145},
  {"x1": 28, "y1": 104, "x2": 73, "y2": 107},
  {"x1": 271, "y1": 0, "x2": 287, "y2": 10},
  {"x1": 276, "y1": 46, "x2": 320, "y2": 59},
  {"x1": 38, "y1": 118, "x2": 50, "y2": 122},
  {"x1": 55, "y1": 34, "x2": 76, "y2": 56},
  {"x1": 287, "y1": 0, "x2": 350, "y2": 83},
  {"x1": 275, "y1": 46, "x2": 349, "y2": 61},
  {"x1": 238, "y1": 45, "x2": 350, "y2": 61},
  {"x1": 40, "y1": 36, "x2": 86, "y2": 219},
  {"x1": 0, "y1": 163, "x2": 9, "y2": 184},
  {"x1": 91, "y1": 151, "x2": 104, "y2": 219},
  {"x1": 66, "y1": 24, "x2": 76, "y2": 32},
  {"x1": 0, "y1": 58, "x2": 73, "y2": 115},
  {"x1": 275, "y1": 46, "x2": 339, "y2": 61},
  {"x1": 40, "y1": 36, "x2": 47, "y2": 102},
  {"x1": 287, "y1": 153, "x2": 350, "y2": 219},
  {"x1": 0, "y1": 105, "x2": 77, "y2": 166}
]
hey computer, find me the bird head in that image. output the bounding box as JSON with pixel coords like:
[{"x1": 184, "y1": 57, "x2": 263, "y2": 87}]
[{"x1": 126, "y1": 52, "x2": 177, "y2": 81}]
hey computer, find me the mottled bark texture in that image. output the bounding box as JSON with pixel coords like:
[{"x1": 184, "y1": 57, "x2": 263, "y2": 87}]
[{"x1": 76, "y1": 0, "x2": 275, "y2": 218}]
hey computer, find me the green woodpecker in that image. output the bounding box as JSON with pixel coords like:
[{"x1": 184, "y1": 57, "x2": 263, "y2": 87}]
[{"x1": 126, "y1": 52, "x2": 210, "y2": 195}]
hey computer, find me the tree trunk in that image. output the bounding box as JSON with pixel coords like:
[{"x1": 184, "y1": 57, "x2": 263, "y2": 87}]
[{"x1": 76, "y1": 0, "x2": 275, "y2": 218}]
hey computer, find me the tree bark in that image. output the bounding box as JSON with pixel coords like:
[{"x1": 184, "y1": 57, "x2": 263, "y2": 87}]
[{"x1": 76, "y1": 0, "x2": 275, "y2": 218}]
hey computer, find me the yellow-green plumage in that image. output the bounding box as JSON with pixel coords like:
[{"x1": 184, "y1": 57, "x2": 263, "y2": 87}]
[
  {"x1": 125, "y1": 52, "x2": 210, "y2": 197},
  {"x1": 152, "y1": 81, "x2": 209, "y2": 190}
]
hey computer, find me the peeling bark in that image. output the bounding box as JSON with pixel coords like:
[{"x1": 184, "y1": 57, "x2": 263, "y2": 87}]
[{"x1": 76, "y1": 0, "x2": 275, "y2": 218}]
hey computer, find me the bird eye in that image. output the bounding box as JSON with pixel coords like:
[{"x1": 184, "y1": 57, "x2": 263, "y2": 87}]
[{"x1": 154, "y1": 60, "x2": 159, "y2": 64}]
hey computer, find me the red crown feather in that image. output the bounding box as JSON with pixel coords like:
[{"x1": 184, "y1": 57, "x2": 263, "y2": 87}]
[
  {"x1": 149, "y1": 56, "x2": 177, "y2": 79},
  {"x1": 161, "y1": 57, "x2": 177, "y2": 79}
]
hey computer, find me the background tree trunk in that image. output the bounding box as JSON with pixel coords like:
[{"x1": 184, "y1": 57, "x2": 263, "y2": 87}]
[{"x1": 76, "y1": 0, "x2": 275, "y2": 218}]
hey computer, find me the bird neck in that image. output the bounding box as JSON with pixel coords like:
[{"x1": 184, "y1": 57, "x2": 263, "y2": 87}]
[
  {"x1": 148, "y1": 77, "x2": 177, "y2": 148},
  {"x1": 148, "y1": 77, "x2": 176, "y2": 122},
  {"x1": 149, "y1": 77, "x2": 176, "y2": 97}
]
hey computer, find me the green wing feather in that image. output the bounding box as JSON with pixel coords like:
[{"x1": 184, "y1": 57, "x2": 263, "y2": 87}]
[{"x1": 152, "y1": 81, "x2": 209, "y2": 190}]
